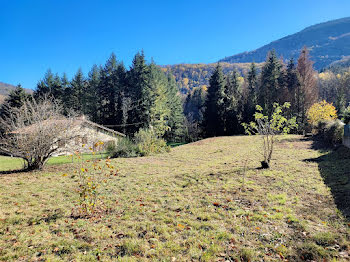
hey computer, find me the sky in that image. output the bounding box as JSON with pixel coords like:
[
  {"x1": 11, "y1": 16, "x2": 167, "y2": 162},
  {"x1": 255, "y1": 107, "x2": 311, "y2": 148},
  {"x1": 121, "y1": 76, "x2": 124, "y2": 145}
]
[{"x1": 1, "y1": 0, "x2": 350, "y2": 90}]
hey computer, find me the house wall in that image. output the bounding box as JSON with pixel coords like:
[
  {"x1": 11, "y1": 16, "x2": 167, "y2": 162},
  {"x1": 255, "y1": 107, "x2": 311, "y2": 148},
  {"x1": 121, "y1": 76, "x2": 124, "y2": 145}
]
[
  {"x1": 344, "y1": 125, "x2": 350, "y2": 148},
  {"x1": 55, "y1": 124, "x2": 120, "y2": 156}
]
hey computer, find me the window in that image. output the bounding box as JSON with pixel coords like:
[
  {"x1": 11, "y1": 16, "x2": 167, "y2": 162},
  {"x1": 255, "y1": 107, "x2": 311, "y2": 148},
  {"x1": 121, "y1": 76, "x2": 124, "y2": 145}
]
[
  {"x1": 75, "y1": 136, "x2": 80, "y2": 145},
  {"x1": 82, "y1": 136, "x2": 88, "y2": 144}
]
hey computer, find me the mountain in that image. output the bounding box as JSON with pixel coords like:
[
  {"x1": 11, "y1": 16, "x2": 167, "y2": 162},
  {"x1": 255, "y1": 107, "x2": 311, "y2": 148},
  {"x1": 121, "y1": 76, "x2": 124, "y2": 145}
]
[
  {"x1": 162, "y1": 62, "x2": 263, "y2": 94},
  {"x1": 219, "y1": 17, "x2": 350, "y2": 70}
]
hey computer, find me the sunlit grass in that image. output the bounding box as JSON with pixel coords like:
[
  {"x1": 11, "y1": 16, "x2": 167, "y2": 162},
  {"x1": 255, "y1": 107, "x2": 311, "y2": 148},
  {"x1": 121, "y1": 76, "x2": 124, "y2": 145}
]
[
  {"x1": 0, "y1": 135, "x2": 349, "y2": 261},
  {"x1": 0, "y1": 153, "x2": 108, "y2": 171}
]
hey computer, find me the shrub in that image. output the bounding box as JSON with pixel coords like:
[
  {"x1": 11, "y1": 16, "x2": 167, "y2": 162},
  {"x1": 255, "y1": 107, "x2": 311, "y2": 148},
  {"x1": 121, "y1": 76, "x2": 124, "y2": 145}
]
[
  {"x1": 242, "y1": 103, "x2": 297, "y2": 168},
  {"x1": 134, "y1": 128, "x2": 170, "y2": 156},
  {"x1": 323, "y1": 120, "x2": 344, "y2": 145},
  {"x1": 314, "y1": 120, "x2": 344, "y2": 145},
  {"x1": 307, "y1": 100, "x2": 337, "y2": 126},
  {"x1": 108, "y1": 137, "x2": 139, "y2": 158},
  {"x1": 342, "y1": 106, "x2": 350, "y2": 124}
]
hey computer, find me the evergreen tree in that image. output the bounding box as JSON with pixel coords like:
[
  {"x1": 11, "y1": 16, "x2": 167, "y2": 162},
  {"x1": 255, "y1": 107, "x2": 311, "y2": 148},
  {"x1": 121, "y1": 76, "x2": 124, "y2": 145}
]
[
  {"x1": 0, "y1": 85, "x2": 30, "y2": 134},
  {"x1": 86, "y1": 65, "x2": 101, "y2": 122},
  {"x1": 127, "y1": 51, "x2": 151, "y2": 134},
  {"x1": 148, "y1": 63, "x2": 170, "y2": 137},
  {"x1": 98, "y1": 53, "x2": 124, "y2": 125},
  {"x1": 70, "y1": 68, "x2": 86, "y2": 114},
  {"x1": 34, "y1": 69, "x2": 55, "y2": 99},
  {"x1": 259, "y1": 50, "x2": 283, "y2": 115},
  {"x1": 165, "y1": 74, "x2": 185, "y2": 141},
  {"x1": 285, "y1": 58, "x2": 300, "y2": 118},
  {"x1": 203, "y1": 64, "x2": 226, "y2": 137},
  {"x1": 224, "y1": 70, "x2": 242, "y2": 135},
  {"x1": 244, "y1": 62, "x2": 258, "y2": 122}
]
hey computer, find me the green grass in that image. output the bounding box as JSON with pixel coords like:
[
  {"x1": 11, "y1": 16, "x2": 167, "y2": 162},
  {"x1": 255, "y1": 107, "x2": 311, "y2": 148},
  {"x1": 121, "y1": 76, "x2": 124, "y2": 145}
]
[
  {"x1": 0, "y1": 153, "x2": 108, "y2": 172},
  {"x1": 0, "y1": 135, "x2": 349, "y2": 261}
]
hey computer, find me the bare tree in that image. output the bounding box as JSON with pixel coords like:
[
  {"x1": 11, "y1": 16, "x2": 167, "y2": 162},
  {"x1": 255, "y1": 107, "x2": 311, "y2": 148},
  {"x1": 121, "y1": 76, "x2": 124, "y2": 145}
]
[
  {"x1": 0, "y1": 96, "x2": 76, "y2": 170},
  {"x1": 297, "y1": 47, "x2": 318, "y2": 129}
]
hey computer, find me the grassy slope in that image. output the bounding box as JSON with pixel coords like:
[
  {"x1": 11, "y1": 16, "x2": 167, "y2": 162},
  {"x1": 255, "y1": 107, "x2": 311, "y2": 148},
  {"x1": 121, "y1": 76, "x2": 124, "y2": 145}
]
[{"x1": 0, "y1": 135, "x2": 349, "y2": 261}]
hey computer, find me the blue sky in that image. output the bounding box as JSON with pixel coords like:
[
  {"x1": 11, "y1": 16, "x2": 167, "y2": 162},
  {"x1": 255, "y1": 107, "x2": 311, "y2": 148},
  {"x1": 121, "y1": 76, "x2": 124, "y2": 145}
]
[{"x1": 1, "y1": 0, "x2": 350, "y2": 89}]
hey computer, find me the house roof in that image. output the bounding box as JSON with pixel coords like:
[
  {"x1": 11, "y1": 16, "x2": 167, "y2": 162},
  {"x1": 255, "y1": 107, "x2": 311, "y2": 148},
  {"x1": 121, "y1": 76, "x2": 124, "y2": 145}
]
[
  {"x1": 81, "y1": 118, "x2": 126, "y2": 137},
  {"x1": 11, "y1": 116, "x2": 126, "y2": 137}
]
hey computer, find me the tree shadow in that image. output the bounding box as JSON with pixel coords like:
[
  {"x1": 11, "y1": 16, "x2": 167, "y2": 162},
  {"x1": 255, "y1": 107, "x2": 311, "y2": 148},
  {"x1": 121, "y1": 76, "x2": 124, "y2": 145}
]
[
  {"x1": 0, "y1": 168, "x2": 29, "y2": 176},
  {"x1": 303, "y1": 139, "x2": 350, "y2": 219}
]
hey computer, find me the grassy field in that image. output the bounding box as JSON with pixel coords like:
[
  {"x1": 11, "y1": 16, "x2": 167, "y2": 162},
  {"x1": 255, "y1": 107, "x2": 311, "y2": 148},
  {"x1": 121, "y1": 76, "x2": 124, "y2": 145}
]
[
  {"x1": 0, "y1": 153, "x2": 108, "y2": 172},
  {"x1": 0, "y1": 135, "x2": 349, "y2": 261}
]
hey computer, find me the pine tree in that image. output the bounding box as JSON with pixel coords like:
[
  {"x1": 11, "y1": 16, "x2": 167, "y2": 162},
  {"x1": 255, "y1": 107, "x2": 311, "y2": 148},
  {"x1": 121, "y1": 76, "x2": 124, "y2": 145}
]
[
  {"x1": 259, "y1": 50, "x2": 283, "y2": 115},
  {"x1": 98, "y1": 53, "x2": 124, "y2": 125},
  {"x1": 203, "y1": 64, "x2": 226, "y2": 137},
  {"x1": 0, "y1": 85, "x2": 30, "y2": 134},
  {"x1": 70, "y1": 68, "x2": 86, "y2": 114},
  {"x1": 126, "y1": 51, "x2": 151, "y2": 134},
  {"x1": 34, "y1": 69, "x2": 55, "y2": 99},
  {"x1": 86, "y1": 65, "x2": 101, "y2": 122},
  {"x1": 244, "y1": 62, "x2": 258, "y2": 122},
  {"x1": 165, "y1": 74, "x2": 185, "y2": 141},
  {"x1": 285, "y1": 58, "x2": 300, "y2": 118},
  {"x1": 224, "y1": 70, "x2": 242, "y2": 135},
  {"x1": 148, "y1": 63, "x2": 170, "y2": 137}
]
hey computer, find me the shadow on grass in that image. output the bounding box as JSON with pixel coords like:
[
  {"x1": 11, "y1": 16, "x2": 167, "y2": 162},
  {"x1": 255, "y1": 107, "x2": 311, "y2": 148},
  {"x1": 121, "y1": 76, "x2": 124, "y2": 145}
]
[
  {"x1": 304, "y1": 137, "x2": 350, "y2": 219},
  {"x1": 0, "y1": 168, "x2": 29, "y2": 175}
]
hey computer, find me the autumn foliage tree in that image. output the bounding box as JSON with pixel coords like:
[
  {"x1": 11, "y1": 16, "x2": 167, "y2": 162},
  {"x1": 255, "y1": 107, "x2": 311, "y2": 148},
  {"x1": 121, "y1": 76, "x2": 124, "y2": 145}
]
[{"x1": 307, "y1": 100, "x2": 338, "y2": 126}]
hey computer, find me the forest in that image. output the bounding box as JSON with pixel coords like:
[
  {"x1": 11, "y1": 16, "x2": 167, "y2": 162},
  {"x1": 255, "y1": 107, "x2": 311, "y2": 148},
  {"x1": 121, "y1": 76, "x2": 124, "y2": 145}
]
[{"x1": 1, "y1": 48, "x2": 350, "y2": 144}]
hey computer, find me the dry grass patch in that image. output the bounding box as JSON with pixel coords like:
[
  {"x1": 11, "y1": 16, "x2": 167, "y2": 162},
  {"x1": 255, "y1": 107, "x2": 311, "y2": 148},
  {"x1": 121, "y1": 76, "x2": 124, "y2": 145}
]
[{"x1": 0, "y1": 135, "x2": 349, "y2": 261}]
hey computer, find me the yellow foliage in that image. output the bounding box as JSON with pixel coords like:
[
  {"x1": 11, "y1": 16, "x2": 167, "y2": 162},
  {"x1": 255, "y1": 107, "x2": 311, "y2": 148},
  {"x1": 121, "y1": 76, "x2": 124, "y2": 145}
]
[{"x1": 307, "y1": 100, "x2": 337, "y2": 126}]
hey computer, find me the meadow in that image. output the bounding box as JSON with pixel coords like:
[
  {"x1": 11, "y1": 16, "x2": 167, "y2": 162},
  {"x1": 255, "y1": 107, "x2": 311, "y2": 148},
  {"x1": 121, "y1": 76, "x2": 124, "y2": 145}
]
[{"x1": 0, "y1": 135, "x2": 349, "y2": 261}]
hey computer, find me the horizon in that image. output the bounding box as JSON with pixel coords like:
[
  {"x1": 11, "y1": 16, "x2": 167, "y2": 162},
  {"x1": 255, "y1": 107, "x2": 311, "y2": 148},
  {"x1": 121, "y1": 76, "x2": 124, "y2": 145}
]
[{"x1": 1, "y1": 0, "x2": 350, "y2": 89}]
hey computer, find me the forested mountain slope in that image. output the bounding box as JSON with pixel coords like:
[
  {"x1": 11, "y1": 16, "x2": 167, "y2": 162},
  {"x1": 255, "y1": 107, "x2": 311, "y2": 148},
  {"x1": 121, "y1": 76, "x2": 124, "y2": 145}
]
[{"x1": 219, "y1": 17, "x2": 350, "y2": 70}]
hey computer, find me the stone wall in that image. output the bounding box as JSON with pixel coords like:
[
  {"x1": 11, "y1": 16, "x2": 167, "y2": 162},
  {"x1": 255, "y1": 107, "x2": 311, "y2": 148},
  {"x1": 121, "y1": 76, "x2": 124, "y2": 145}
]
[{"x1": 55, "y1": 124, "x2": 120, "y2": 156}]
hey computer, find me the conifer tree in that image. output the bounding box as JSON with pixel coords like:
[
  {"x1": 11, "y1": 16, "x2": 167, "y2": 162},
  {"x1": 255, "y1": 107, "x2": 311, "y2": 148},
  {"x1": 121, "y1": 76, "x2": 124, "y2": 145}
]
[
  {"x1": 285, "y1": 58, "x2": 300, "y2": 118},
  {"x1": 86, "y1": 65, "x2": 101, "y2": 122},
  {"x1": 224, "y1": 70, "x2": 242, "y2": 135},
  {"x1": 0, "y1": 85, "x2": 30, "y2": 134},
  {"x1": 259, "y1": 50, "x2": 283, "y2": 115},
  {"x1": 70, "y1": 68, "x2": 86, "y2": 114},
  {"x1": 244, "y1": 62, "x2": 258, "y2": 122},
  {"x1": 127, "y1": 51, "x2": 151, "y2": 134},
  {"x1": 34, "y1": 69, "x2": 55, "y2": 99},
  {"x1": 203, "y1": 64, "x2": 226, "y2": 137},
  {"x1": 165, "y1": 74, "x2": 185, "y2": 141}
]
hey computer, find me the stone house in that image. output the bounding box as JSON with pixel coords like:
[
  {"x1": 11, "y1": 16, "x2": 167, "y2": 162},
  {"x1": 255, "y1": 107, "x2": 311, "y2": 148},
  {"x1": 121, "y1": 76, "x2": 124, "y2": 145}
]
[{"x1": 56, "y1": 116, "x2": 125, "y2": 155}]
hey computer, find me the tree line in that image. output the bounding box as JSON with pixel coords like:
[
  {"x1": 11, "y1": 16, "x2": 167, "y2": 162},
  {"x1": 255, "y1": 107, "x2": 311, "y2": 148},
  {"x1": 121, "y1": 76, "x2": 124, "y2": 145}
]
[
  {"x1": 184, "y1": 47, "x2": 324, "y2": 139},
  {"x1": 2, "y1": 47, "x2": 349, "y2": 143},
  {"x1": 31, "y1": 52, "x2": 185, "y2": 141}
]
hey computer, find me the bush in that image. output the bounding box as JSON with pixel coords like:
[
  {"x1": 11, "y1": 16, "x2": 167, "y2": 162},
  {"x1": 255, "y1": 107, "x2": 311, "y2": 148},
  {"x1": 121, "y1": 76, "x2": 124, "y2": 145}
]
[
  {"x1": 314, "y1": 120, "x2": 344, "y2": 145},
  {"x1": 323, "y1": 120, "x2": 344, "y2": 145},
  {"x1": 134, "y1": 128, "x2": 170, "y2": 156},
  {"x1": 307, "y1": 100, "x2": 337, "y2": 126},
  {"x1": 342, "y1": 106, "x2": 350, "y2": 124},
  {"x1": 108, "y1": 137, "x2": 139, "y2": 158},
  {"x1": 107, "y1": 129, "x2": 170, "y2": 158}
]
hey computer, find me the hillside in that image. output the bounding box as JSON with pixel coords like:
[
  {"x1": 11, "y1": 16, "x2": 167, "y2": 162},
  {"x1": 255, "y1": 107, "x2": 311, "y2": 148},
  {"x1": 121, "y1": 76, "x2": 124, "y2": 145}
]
[
  {"x1": 219, "y1": 17, "x2": 350, "y2": 70},
  {"x1": 0, "y1": 136, "x2": 349, "y2": 260},
  {"x1": 162, "y1": 62, "x2": 263, "y2": 94}
]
